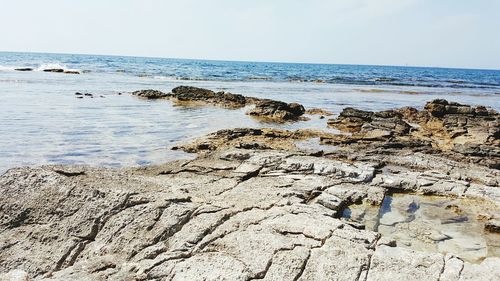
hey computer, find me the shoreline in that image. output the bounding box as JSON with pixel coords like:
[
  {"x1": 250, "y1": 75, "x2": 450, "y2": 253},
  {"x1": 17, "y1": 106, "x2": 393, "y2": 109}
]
[{"x1": 1, "y1": 91, "x2": 498, "y2": 280}]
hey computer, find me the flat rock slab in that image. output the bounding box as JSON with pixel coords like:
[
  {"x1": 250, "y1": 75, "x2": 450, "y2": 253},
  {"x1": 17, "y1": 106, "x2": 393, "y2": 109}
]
[{"x1": 0, "y1": 147, "x2": 498, "y2": 280}]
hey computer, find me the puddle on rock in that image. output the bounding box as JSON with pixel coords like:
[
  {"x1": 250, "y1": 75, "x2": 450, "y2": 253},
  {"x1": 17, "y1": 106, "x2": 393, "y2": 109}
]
[
  {"x1": 342, "y1": 193, "x2": 500, "y2": 263},
  {"x1": 295, "y1": 137, "x2": 338, "y2": 153}
]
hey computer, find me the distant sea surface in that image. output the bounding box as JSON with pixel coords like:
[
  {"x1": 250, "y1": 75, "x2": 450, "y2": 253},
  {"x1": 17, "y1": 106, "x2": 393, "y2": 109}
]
[{"x1": 1, "y1": 51, "x2": 499, "y2": 172}]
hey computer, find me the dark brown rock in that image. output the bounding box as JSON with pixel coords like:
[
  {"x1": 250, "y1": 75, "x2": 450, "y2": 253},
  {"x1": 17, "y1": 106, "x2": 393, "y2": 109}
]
[
  {"x1": 43, "y1": 68, "x2": 64, "y2": 73},
  {"x1": 169, "y1": 86, "x2": 247, "y2": 108},
  {"x1": 247, "y1": 99, "x2": 305, "y2": 121},
  {"x1": 131, "y1": 89, "x2": 168, "y2": 99},
  {"x1": 328, "y1": 108, "x2": 410, "y2": 136},
  {"x1": 166, "y1": 86, "x2": 306, "y2": 121}
]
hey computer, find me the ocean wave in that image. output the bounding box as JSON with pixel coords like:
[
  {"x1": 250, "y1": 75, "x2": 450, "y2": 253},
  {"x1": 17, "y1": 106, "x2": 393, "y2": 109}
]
[
  {"x1": 358, "y1": 88, "x2": 391, "y2": 93},
  {"x1": 248, "y1": 76, "x2": 273, "y2": 81},
  {"x1": 373, "y1": 77, "x2": 398, "y2": 82},
  {"x1": 0, "y1": 63, "x2": 83, "y2": 73},
  {"x1": 35, "y1": 63, "x2": 81, "y2": 73},
  {"x1": 35, "y1": 63, "x2": 68, "y2": 71},
  {"x1": 0, "y1": 65, "x2": 22, "y2": 72}
]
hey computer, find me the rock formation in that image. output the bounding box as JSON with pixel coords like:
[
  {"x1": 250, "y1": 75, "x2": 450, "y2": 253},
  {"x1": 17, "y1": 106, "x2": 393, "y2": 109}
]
[
  {"x1": 132, "y1": 89, "x2": 169, "y2": 100},
  {"x1": 325, "y1": 99, "x2": 499, "y2": 168},
  {"x1": 43, "y1": 69, "x2": 65, "y2": 73},
  {"x1": 131, "y1": 86, "x2": 307, "y2": 121},
  {"x1": 0, "y1": 99, "x2": 499, "y2": 280},
  {"x1": 168, "y1": 86, "x2": 248, "y2": 108},
  {"x1": 247, "y1": 100, "x2": 305, "y2": 121}
]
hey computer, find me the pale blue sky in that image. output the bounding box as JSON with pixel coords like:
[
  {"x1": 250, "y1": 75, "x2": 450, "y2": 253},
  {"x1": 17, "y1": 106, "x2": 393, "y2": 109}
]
[{"x1": 1, "y1": 0, "x2": 499, "y2": 69}]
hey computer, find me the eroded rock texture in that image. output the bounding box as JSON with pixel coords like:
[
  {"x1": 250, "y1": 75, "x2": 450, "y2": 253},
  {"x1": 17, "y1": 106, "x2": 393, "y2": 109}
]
[
  {"x1": 1, "y1": 99, "x2": 499, "y2": 280},
  {"x1": 1, "y1": 144, "x2": 498, "y2": 280},
  {"x1": 131, "y1": 86, "x2": 307, "y2": 121},
  {"x1": 326, "y1": 99, "x2": 499, "y2": 168}
]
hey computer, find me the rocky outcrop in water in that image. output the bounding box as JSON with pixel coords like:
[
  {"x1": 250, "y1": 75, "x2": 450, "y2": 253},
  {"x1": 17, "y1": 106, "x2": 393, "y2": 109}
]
[
  {"x1": 247, "y1": 100, "x2": 305, "y2": 121},
  {"x1": 132, "y1": 89, "x2": 169, "y2": 99},
  {"x1": 0, "y1": 99, "x2": 499, "y2": 280},
  {"x1": 131, "y1": 86, "x2": 307, "y2": 121},
  {"x1": 168, "y1": 86, "x2": 248, "y2": 108},
  {"x1": 43, "y1": 69, "x2": 65, "y2": 73},
  {"x1": 14, "y1": 68, "x2": 33, "y2": 71},
  {"x1": 40, "y1": 69, "x2": 80, "y2": 74},
  {"x1": 63, "y1": 70, "x2": 80, "y2": 74}
]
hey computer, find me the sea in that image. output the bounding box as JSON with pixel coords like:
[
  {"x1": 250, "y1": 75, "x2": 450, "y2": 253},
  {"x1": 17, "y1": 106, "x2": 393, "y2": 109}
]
[{"x1": 1, "y1": 51, "x2": 499, "y2": 173}]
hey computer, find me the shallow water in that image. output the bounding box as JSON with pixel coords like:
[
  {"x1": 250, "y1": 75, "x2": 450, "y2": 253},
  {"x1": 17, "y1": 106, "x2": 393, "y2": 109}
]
[
  {"x1": 1, "y1": 52, "x2": 499, "y2": 173},
  {"x1": 342, "y1": 193, "x2": 500, "y2": 263}
]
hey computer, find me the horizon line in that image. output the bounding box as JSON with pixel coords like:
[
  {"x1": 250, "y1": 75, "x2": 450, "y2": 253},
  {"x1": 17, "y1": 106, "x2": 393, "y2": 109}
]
[{"x1": 1, "y1": 50, "x2": 499, "y2": 72}]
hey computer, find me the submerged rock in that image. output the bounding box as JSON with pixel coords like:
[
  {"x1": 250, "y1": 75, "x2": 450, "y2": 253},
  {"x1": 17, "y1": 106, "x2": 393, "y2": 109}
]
[{"x1": 305, "y1": 108, "x2": 334, "y2": 116}]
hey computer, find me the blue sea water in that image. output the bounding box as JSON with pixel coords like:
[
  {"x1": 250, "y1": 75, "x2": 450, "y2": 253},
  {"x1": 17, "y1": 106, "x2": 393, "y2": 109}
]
[
  {"x1": 2, "y1": 51, "x2": 500, "y2": 90},
  {"x1": 1, "y1": 51, "x2": 499, "y2": 172}
]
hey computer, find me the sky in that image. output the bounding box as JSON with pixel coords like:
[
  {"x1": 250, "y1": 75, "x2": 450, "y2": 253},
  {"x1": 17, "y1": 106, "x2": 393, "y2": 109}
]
[{"x1": 1, "y1": 0, "x2": 499, "y2": 69}]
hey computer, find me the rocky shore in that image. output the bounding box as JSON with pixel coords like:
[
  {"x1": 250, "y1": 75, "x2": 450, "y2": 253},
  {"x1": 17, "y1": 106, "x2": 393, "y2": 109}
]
[
  {"x1": 132, "y1": 86, "x2": 306, "y2": 121},
  {"x1": 0, "y1": 93, "x2": 499, "y2": 280}
]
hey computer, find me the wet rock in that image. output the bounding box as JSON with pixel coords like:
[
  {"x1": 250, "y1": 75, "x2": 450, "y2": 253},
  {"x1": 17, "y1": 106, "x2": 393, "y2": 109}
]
[
  {"x1": 14, "y1": 68, "x2": 33, "y2": 72},
  {"x1": 64, "y1": 70, "x2": 80, "y2": 74},
  {"x1": 173, "y1": 127, "x2": 335, "y2": 154},
  {"x1": 43, "y1": 68, "x2": 65, "y2": 73},
  {"x1": 169, "y1": 86, "x2": 247, "y2": 108},
  {"x1": 131, "y1": 89, "x2": 168, "y2": 99},
  {"x1": 165, "y1": 86, "x2": 307, "y2": 121},
  {"x1": 247, "y1": 99, "x2": 305, "y2": 121},
  {"x1": 305, "y1": 108, "x2": 333, "y2": 116}
]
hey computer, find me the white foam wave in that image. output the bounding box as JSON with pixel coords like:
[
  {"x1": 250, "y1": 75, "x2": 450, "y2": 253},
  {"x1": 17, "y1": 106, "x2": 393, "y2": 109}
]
[
  {"x1": 153, "y1": 75, "x2": 177, "y2": 81},
  {"x1": 0, "y1": 65, "x2": 18, "y2": 71},
  {"x1": 35, "y1": 63, "x2": 69, "y2": 71}
]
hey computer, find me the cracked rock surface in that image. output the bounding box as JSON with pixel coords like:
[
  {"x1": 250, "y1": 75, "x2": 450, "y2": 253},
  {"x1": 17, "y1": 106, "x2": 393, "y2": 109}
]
[
  {"x1": 1, "y1": 99, "x2": 499, "y2": 280},
  {"x1": 1, "y1": 144, "x2": 498, "y2": 280}
]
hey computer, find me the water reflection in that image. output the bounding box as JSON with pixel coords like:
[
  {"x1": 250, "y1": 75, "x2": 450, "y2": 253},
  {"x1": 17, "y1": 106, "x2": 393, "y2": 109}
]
[{"x1": 343, "y1": 193, "x2": 499, "y2": 263}]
